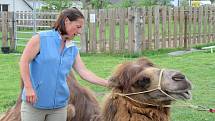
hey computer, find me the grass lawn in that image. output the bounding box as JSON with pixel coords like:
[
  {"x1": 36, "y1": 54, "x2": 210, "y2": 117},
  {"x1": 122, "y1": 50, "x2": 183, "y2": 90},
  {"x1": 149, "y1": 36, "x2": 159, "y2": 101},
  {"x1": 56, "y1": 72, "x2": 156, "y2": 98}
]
[{"x1": 0, "y1": 50, "x2": 215, "y2": 121}]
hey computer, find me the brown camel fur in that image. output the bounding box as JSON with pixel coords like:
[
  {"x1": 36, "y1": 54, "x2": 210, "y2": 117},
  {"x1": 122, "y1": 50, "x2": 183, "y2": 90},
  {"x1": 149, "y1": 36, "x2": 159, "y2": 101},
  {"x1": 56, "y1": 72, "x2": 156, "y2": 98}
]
[
  {"x1": 0, "y1": 71, "x2": 101, "y2": 121},
  {"x1": 0, "y1": 57, "x2": 192, "y2": 121},
  {"x1": 102, "y1": 57, "x2": 192, "y2": 121}
]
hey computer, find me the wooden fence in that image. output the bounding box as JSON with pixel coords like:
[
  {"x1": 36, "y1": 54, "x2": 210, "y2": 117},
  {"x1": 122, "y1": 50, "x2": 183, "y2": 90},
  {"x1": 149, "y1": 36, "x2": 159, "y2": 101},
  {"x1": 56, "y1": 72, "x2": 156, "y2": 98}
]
[{"x1": 1, "y1": 6, "x2": 215, "y2": 53}]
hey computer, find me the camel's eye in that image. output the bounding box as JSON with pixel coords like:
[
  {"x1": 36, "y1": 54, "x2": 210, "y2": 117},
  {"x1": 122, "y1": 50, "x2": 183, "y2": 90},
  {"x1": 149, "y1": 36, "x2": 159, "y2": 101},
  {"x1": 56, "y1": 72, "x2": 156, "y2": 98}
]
[{"x1": 135, "y1": 77, "x2": 150, "y2": 87}]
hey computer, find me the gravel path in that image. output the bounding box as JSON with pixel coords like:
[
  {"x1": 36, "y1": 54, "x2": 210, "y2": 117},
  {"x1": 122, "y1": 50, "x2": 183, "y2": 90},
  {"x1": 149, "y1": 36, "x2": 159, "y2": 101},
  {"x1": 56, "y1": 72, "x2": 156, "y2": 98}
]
[{"x1": 168, "y1": 48, "x2": 202, "y2": 56}]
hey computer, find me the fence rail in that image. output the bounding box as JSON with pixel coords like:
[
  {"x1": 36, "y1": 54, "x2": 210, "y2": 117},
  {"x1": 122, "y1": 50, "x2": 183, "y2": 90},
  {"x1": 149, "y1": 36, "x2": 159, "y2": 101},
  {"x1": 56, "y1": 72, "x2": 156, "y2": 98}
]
[{"x1": 1, "y1": 6, "x2": 215, "y2": 53}]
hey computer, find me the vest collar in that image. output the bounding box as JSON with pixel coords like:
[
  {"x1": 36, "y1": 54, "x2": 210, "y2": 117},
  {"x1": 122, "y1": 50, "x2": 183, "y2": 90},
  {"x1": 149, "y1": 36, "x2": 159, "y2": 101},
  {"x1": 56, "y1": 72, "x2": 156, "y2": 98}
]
[
  {"x1": 65, "y1": 40, "x2": 76, "y2": 48},
  {"x1": 53, "y1": 29, "x2": 75, "y2": 48}
]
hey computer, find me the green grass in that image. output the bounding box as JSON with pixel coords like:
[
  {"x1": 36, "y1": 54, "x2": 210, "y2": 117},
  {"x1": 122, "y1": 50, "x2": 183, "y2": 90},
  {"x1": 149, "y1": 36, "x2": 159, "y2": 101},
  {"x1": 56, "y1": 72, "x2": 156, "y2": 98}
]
[{"x1": 0, "y1": 50, "x2": 215, "y2": 120}]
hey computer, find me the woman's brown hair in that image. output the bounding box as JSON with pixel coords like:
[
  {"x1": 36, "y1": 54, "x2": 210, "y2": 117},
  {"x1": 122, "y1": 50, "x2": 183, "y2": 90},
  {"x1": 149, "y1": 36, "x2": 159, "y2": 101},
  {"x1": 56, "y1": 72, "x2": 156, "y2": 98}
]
[{"x1": 53, "y1": 7, "x2": 84, "y2": 35}]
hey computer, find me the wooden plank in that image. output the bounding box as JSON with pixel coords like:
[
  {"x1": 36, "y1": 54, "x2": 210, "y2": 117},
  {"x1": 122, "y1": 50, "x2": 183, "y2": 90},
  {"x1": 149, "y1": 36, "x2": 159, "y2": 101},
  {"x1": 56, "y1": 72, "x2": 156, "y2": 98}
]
[
  {"x1": 193, "y1": 7, "x2": 197, "y2": 45},
  {"x1": 24, "y1": 11, "x2": 27, "y2": 28},
  {"x1": 108, "y1": 8, "x2": 116, "y2": 53},
  {"x1": 20, "y1": 11, "x2": 24, "y2": 30},
  {"x1": 15, "y1": 12, "x2": 19, "y2": 30},
  {"x1": 161, "y1": 6, "x2": 167, "y2": 48},
  {"x1": 184, "y1": 10, "x2": 188, "y2": 49},
  {"x1": 213, "y1": 7, "x2": 215, "y2": 42},
  {"x1": 28, "y1": 12, "x2": 31, "y2": 27},
  {"x1": 198, "y1": 7, "x2": 203, "y2": 44},
  {"x1": 179, "y1": 7, "x2": 184, "y2": 47},
  {"x1": 203, "y1": 6, "x2": 208, "y2": 44},
  {"x1": 118, "y1": 8, "x2": 126, "y2": 52},
  {"x1": 141, "y1": 7, "x2": 146, "y2": 50},
  {"x1": 12, "y1": 11, "x2": 17, "y2": 50},
  {"x1": 43, "y1": 13, "x2": 46, "y2": 28},
  {"x1": 173, "y1": 7, "x2": 178, "y2": 48},
  {"x1": 115, "y1": 8, "x2": 119, "y2": 51},
  {"x1": 167, "y1": 7, "x2": 172, "y2": 48},
  {"x1": 128, "y1": 7, "x2": 135, "y2": 53},
  {"x1": 80, "y1": 10, "x2": 88, "y2": 53},
  {"x1": 147, "y1": 7, "x2": 152, "y2": 50},
  {"x1": 154, "y1": 6, "x2": 160, "y2": 50},
  {"x1": 188, "y1": 7, "x2": 192, "y2": 48},
  {"x1": 1, "y1": 12, "x2": 8, "y2": 48},
  {"x1": 9, "y1": 12, "x2": 16, "y2": 51},
  {"x1": 0, "y1": 12, "x2": 2, "y2": 31},
  {"x1": 37, "y1": 12, "x2": 42, "y2": 29},
  {"x1": 98, "y1": 9, "x2": 106, "y2": 52},
  {"x1": 208, "y1": 6, "x2": 213, "y2": 43},
  {"x1": 47, "y1": 12, "x2": 51, "y2": 27},
  {"x1": 134, "y1": 7, "x2": 145, "y2": 53},
  {"x1": 89, "y1": 9, "x2": 97, "y2": 52}
]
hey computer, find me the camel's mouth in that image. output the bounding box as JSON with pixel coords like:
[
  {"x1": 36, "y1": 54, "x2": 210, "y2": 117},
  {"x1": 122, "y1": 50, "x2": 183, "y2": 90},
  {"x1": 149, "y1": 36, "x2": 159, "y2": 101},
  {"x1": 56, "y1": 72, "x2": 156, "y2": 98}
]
[{"x1": 165, "y1": 89, "x2": 192, "y2": 100}]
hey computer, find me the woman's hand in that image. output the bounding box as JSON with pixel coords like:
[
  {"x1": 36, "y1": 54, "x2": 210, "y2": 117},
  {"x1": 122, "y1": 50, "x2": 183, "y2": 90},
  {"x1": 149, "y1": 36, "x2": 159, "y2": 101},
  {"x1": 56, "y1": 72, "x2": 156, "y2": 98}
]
[
  {"x1": 74, "y1": 53, "x2": 109, "y2": 87},
  {"x1": 25, "y1": 87, "x2": 37, "y2": 104}
]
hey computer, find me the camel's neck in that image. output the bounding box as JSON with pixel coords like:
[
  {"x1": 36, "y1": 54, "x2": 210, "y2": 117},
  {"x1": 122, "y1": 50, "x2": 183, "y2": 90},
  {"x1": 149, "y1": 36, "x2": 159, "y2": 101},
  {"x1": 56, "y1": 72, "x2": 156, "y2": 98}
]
[
  {"x1": 109, "y1": 96, "x2": 171, "y2": 121},
  {"x1": 126, "y1": 99, "x2": 170, "y2": 121}
]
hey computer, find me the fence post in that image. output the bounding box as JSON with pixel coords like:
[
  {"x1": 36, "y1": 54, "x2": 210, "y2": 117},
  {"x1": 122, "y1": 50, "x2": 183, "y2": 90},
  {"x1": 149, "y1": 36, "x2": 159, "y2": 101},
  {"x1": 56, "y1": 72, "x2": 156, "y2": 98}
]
[
  {"x1": 134, "y1": 7, "x2": 144, "y2": 53},
  {"x1": 184, "y1": 11, "x2": 189, "y2": 50},
  {"x1": 108, "y1": 8, "x2": 116, "y2": 53},
  {"x1": 89, "y1": 9, "x2": 97, "y2": 52},
  {"x1": 80, "y1": 9, "x2": 88, "y2": 53},
  {"x1": 154, "y1": 6, "x2": 160, "y2": 50},
  {"x1": 1, "y1": 12, "x2": 10, "y2": 53},
  {"x1": 128, "y1": 7, "x2": 135, "y2": 53},
  {"x1": 10, "y1": 12, "x2": 16, "y2": 52}
]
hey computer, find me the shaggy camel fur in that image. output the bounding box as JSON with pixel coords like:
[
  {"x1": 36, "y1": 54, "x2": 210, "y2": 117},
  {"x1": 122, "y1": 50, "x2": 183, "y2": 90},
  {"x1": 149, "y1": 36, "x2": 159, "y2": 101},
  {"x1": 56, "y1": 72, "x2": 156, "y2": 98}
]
[
  {"x1": 102, "y1": 57, "x2": 192, "y2": 121},
  {"x1": 0, "y1": 71, "x2": 101, "y2": 121},
  {"x1": 0, "y1": 57, "x2": 192, "y2": 121}
]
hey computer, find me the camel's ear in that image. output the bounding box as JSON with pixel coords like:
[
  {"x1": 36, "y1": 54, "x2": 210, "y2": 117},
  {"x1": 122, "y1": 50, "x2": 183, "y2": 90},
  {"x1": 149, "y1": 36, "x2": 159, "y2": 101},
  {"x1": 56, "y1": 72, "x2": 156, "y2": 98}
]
[
  {"x1": 108, "y1": 70, "x2": 134, "y2": 91},
  {"x1": 109, "y1": 64, "x2": 142, "y2": 91},
  {"x1": 136, "y1": 57, "x2": 154, "y2": 67}
]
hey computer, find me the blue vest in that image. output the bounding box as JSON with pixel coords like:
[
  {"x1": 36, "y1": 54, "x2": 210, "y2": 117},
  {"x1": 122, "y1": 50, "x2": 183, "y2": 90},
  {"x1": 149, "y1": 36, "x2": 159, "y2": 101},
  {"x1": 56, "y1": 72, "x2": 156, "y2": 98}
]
[{"x1": 22, "y1": 29, "x2": 79, "y2": 109}]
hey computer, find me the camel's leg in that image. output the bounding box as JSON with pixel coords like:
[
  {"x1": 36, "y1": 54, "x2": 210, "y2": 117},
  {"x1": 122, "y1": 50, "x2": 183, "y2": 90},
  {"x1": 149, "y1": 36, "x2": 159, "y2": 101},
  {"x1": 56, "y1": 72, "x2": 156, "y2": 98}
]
[
  {"x1": 67, "y1": 104, "x2": 75, "y2": 121},
  {"x1": 0, "y1": 92, "x2": 22, "y2": 121}
]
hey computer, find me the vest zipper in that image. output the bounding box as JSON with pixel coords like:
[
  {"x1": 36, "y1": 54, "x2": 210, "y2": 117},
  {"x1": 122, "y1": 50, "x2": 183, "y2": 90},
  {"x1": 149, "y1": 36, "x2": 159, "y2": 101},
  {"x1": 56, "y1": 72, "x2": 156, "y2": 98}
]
[{"x1": 53, "y1": 47, "x2": 67, "y2": 108}]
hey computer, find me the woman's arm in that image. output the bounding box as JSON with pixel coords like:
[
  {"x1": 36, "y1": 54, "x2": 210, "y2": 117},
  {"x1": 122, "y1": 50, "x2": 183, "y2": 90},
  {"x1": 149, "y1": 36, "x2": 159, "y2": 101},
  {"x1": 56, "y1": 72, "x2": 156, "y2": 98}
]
[
  {"x1": 19, "y1": 34, "x2": 40, "y2": 104},
  {"x1": 73, "y1": 53, "x2": 108, "y2": 87}
]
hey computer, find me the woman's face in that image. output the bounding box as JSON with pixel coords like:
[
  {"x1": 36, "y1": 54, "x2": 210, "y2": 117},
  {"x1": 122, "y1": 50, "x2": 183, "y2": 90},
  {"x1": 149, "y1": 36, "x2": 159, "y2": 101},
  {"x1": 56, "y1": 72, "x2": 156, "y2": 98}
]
[{"x1": 65, "y1": 18, "x2": 84, "y2": 40}]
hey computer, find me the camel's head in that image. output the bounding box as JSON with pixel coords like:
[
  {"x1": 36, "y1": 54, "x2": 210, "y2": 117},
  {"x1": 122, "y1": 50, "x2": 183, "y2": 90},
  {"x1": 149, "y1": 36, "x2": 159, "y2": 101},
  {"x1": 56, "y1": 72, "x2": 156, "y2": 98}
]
[{"x1": 109, "y1": 57, "x2": 192, "y2": 104}]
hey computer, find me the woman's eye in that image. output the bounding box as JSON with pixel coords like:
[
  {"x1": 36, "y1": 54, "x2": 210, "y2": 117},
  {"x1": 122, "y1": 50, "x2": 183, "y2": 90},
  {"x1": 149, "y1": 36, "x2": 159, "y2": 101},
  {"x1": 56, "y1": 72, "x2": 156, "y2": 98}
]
[{"x1": 77, "y1": 26, "x2": 82, "y2": 28}]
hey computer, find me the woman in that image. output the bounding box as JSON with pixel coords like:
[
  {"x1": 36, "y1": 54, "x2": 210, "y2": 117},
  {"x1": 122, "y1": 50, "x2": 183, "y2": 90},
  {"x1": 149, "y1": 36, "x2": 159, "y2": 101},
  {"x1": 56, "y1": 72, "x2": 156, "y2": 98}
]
[{"x1": 19, "y1": 8, "x2": 108, "y2": 121}]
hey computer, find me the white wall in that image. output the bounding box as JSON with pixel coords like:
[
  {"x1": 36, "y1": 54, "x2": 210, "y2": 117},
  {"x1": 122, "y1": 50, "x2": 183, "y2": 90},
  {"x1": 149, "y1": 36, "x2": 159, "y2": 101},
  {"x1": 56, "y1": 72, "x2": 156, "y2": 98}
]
[
  {"x1": 0, "y1": 0, "x2": 32, "y2": 11},
  {"x1": 171, "y1": 0, "x2": 179, "y2": 7}
]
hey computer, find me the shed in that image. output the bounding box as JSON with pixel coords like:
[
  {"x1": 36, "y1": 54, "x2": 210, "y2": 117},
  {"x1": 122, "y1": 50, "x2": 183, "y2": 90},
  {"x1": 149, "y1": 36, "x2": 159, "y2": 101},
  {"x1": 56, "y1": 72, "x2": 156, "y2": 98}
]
[{"x1": 0, "y1": 0, "x2": 33, "y2": 12}]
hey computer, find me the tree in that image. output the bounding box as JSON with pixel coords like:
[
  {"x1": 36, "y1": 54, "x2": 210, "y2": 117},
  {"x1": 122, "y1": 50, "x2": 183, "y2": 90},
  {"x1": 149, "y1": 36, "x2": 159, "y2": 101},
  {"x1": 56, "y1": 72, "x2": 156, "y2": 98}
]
[
  {"x1": 89, "y1": 0, "x2": 110, "y2": 9},
  {"x1": 180, "y1": 0, "x2": 189, "y2": 7},
  {"x1": 156, "y1": 0, "x2": 171, "y2": 6},
  {"x1": 41, "y1": 0, "x2": 110, "y2": 10},
  {"x1": 134, "y1": 0, "x2": 171, "y2": 7},
  {"x1": 41, "y1": 0, "x2": 71, "y2": 10}
]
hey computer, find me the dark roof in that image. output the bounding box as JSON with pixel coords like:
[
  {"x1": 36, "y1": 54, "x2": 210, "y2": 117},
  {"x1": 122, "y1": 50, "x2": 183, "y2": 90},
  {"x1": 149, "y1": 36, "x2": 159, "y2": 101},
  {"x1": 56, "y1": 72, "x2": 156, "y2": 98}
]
[{"x1": 23, "y1": 0, "x2": 33, "y2": 10}]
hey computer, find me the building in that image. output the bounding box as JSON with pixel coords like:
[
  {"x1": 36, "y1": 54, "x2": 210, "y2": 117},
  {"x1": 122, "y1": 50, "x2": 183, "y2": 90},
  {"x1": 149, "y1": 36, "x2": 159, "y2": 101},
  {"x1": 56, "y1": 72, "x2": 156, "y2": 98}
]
[
  {"x1": 170, "y1": 0, "x2": 211, "y2": 7},
  {"x1": 0, "y1": 0, "x2": 33, "y2": 12}
]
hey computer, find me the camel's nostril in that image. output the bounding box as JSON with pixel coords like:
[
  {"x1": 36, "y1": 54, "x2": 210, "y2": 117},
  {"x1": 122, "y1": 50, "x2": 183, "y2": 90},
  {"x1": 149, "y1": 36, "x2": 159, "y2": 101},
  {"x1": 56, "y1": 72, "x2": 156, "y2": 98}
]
[{"x1": 172, "y1": 73, "x2": 185, "y2": 81}]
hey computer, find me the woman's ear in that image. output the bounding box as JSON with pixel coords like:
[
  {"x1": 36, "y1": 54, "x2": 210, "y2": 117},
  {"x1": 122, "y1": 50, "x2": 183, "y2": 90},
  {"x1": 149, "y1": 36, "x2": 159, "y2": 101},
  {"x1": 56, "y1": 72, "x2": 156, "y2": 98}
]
[{"x1": 64, "y1": 17, "x2": 70, "y2": 24}]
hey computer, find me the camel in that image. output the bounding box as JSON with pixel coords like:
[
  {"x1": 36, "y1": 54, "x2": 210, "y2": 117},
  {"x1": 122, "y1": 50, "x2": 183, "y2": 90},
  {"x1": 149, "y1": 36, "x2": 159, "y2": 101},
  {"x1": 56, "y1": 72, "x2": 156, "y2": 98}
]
[
  {"x1": 0, "y1": 57, "x2": 192, "y2": 121},
  {"x1": 0, "y1": 72, "x2": 101, "y2": 121},
  {"x1": 101, "y1": 57, "x2": 192, "y2": 121}
]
